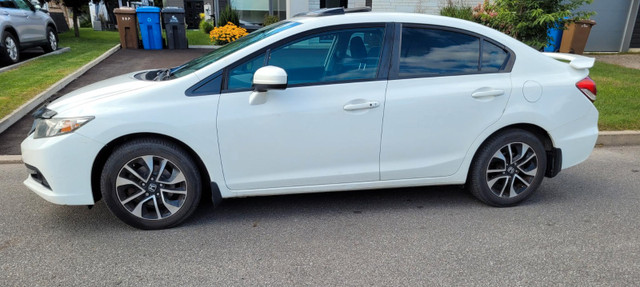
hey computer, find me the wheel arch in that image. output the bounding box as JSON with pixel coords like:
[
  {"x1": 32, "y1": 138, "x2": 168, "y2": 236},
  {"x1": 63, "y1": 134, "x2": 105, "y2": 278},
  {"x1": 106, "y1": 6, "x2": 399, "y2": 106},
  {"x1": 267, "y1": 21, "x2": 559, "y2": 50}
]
[
  {"x1": 467, "y1": 123, "x2": 555, "y2": 180},
  {"x1": 2, "y1": 26, "x2": 19, "y2": 45},
  {"x1": 90, "y1": 133, "x2": 220, "y2": 205}
]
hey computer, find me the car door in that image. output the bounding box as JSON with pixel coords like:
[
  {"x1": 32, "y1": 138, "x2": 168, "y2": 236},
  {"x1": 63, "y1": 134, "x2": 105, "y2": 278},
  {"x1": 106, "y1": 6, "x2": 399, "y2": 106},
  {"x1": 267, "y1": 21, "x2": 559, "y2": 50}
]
[
  {"x1": 9, "y1": 0, "x2": 42, "y2": 43},
  {"x1": 217, "y1": 24, "x2": 390, "y2": 190},
  {"x1": 380, "y1": 25, "x2": 514, "y2": 180}
]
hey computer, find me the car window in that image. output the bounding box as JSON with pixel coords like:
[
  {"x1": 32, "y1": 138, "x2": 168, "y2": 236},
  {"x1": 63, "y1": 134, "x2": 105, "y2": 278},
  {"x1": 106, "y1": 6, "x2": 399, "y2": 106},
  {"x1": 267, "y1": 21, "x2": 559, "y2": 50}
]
[
  {"x1": 228, "y1": 53, "x2": 266, "y2": 90},
  {"x1": 269, "y1": 27, "x2": 384, "y2": 85},
  {"x1": 13, "y1": 0, "x2": 31, "y2": 10},
  {"x1": 399, "y1": 27, "x2": 480, "y2": 77},
  {"x1": 170, "y1": 21, "x2": 301, "y2": 78},
  {"x1": 225, "y1": 26, "x2": 385, "y2": 90},
  {"x1": 0, "y1": 0, "x2": 17, "y2": 8},
  {"x1": 482, "y1": 40, "x2": 509, "y2": 72}
]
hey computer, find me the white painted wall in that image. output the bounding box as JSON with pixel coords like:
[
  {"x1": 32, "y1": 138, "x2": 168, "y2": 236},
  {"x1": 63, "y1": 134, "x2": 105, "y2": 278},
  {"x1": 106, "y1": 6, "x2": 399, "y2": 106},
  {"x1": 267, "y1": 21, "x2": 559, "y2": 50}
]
[{"x1": 306, "y1": 0, "x2": 480, "y2": 15}]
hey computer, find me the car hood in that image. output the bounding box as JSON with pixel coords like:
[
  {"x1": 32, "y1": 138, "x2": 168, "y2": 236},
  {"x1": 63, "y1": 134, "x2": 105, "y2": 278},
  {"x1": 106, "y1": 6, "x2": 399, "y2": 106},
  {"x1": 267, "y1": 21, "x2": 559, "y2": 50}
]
[{"x1": 47, "y1": 72, "x2": 156, "y2": 113}]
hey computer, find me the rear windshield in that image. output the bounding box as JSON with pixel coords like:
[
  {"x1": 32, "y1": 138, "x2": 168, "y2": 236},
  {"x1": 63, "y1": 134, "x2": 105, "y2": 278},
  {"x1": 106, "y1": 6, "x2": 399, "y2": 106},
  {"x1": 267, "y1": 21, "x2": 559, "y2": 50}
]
[{"x1": 171, "y1": 21, "x2": 301, "y2": 78}]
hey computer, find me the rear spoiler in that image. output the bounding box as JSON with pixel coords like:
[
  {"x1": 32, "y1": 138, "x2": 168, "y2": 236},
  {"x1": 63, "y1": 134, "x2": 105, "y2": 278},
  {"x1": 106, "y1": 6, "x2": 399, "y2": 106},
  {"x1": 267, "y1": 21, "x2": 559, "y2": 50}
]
[{"x1": 542, "y1": 52, "x2": 595, "y2": 70}]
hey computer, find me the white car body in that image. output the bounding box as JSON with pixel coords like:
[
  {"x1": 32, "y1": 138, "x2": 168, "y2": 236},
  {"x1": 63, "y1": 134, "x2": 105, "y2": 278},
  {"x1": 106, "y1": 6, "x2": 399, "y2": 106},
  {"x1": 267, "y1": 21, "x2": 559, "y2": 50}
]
[{"x1": 22, "y1": 11, "x2": 598, "y2": 214}]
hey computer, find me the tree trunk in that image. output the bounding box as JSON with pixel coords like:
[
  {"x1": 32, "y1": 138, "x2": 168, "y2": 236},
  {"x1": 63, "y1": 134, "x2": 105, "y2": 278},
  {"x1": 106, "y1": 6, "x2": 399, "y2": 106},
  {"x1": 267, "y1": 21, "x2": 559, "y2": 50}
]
[{"x1": 72, "y1": 7, "x2": 79, "y2": 37}]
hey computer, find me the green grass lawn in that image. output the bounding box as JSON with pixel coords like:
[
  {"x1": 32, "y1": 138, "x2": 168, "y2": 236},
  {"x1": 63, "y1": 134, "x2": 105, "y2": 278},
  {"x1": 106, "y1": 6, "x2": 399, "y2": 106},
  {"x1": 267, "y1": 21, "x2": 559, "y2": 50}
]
[
  {"x1": 186, "y1": 29, "x2": 214, "y2": 45},
  {"x1": 0, "y1": 28, "x2": 119, "y2": 119},
  {"x1": 590, "y1": 62, "x2": 640, "y2": 130}
]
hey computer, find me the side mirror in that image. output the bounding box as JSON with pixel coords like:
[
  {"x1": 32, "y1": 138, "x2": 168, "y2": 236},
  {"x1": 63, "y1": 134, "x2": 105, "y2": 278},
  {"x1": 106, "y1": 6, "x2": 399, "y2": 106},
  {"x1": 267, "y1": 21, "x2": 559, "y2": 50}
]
[{"x1": 249, "y1": 66, "x2": 287, "y2": 105}]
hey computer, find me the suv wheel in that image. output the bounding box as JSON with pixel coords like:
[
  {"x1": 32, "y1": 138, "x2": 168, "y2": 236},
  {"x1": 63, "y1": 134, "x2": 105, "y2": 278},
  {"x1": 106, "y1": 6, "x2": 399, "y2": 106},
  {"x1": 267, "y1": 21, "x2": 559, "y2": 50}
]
[
  {"x1": 1, "y1": 32, "x2": 19, "y2": 64},
  {"x1": 42, "y1": 27, "x2": 57, "y2": 53}
]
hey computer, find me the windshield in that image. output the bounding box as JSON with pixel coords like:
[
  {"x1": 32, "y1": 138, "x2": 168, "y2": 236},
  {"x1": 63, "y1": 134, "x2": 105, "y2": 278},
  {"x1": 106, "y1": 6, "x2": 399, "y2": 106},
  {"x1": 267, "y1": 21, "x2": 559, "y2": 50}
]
[{"x1": 171, "y1": 21, "x2": 301, "y2": 78}]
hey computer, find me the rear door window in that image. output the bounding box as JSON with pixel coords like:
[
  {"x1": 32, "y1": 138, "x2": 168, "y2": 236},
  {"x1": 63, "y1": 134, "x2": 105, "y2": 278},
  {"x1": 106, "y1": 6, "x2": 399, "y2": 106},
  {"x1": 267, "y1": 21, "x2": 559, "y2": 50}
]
[{"x1": 399, "y1": 27, "x2": 480, "y2": 77}]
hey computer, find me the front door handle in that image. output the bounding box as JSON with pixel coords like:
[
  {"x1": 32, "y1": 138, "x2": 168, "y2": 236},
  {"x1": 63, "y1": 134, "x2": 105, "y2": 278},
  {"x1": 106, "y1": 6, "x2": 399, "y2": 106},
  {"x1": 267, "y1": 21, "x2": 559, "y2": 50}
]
[
  {"x1": 343, "y1": 101, "x2": 380, "y2": 111},
  {"x1": 472, "y1": 89, "x2": 505, "y2": 98}
]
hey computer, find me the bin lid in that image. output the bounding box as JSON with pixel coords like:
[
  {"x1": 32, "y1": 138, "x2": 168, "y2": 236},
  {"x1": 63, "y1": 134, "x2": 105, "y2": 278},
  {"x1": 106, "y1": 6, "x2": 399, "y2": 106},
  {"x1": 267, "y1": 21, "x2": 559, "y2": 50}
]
[
  {"x1": 114, "y1": 7, "x2": 136, "y2": 14},
  {"x1": 136, "y1": 6, "x2": 161, "y2": 13},
  {"x1": 162, "y1": 7, "x2": 185, "y2": 13}
]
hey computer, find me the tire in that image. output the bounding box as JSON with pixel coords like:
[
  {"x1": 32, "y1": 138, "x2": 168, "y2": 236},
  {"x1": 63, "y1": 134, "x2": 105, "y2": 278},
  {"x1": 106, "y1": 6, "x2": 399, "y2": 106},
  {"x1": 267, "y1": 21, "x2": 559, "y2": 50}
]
[
  {"x1": 41, "y1": 27, "x2": 58, "y2": 53},
  {"x1": 468, "y1": 129, "x2": 547, "y2": 207},
  {"x1": 101, "y1": 138, "x2": 202, "y2": 229},
  {"x1": 1, "y1": 31, "x2": 19, "y2": 65}
]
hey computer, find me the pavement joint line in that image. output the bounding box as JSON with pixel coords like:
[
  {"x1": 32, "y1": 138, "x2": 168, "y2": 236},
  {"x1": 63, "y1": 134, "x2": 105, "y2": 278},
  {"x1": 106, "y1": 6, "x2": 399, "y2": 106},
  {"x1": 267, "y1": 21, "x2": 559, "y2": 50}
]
[
  {"x1": 0, "y1": 44, "x2": 121, "y2": 135},
  {"x1": 0, "y1": 47, "x2": 71, "y2": 74},
  {"x1": 1, "y1": 131, "x2": 638, "y2": 165}
]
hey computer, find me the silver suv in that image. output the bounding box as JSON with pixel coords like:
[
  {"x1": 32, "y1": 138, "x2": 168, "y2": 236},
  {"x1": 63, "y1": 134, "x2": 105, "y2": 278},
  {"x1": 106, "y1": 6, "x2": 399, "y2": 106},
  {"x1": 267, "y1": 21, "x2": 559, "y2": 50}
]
[{"x1": 0, "y1": 0, "x2": 57, "y2": 64}]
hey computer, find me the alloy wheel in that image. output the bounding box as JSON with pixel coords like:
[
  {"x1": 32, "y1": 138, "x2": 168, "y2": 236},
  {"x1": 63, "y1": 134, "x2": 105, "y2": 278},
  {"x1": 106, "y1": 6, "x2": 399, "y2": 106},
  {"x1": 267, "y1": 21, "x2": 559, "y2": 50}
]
[
  {"x1": 485, "y1": 142, "x2": 538, "y2": 198},
  {"x1": 48, "y1": 31, "x2": 57, "y2": 51},
  {"x1": 5, "y1": 36, "x2": 17, "y2": 61},
  {"x1": 115, "y1": 155, "x2": 188, "y2": 220}
]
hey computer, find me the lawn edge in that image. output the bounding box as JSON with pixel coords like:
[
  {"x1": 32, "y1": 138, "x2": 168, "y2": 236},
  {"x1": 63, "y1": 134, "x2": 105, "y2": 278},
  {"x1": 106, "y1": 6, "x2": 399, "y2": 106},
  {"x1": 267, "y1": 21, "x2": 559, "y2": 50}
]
[
  {"x1": 0, "y1": 47, "x2": 71, "y2": 74},
  {"x1": 0, "y1": 44, "x2": 121, "y2": 135}
]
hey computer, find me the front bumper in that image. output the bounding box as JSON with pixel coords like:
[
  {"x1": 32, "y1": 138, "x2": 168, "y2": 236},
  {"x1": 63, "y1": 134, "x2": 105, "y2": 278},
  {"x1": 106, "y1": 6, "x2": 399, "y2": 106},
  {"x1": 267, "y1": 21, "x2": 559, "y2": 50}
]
[{"x1": 21, "y1": 132, "x2": 104, "y2": 205}]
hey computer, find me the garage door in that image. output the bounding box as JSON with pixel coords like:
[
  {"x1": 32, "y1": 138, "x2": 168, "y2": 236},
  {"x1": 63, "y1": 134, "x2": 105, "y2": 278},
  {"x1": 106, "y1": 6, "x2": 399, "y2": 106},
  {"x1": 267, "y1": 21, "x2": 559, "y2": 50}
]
[{"x1": 580, "y1": 1, "x2": 635, "y2": 52}]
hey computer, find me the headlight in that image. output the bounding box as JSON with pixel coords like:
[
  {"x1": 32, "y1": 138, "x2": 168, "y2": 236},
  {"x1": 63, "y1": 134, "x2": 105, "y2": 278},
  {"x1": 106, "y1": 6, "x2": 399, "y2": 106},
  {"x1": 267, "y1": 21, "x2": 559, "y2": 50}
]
[{"x1": 33, "y1": 116, "x2": 94, "y2": 139}]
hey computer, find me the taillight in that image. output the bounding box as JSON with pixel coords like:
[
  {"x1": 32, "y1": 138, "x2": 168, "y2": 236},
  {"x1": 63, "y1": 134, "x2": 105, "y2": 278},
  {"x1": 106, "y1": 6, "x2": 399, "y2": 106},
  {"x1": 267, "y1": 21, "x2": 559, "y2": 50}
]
[{"x1": 576, "y1": 76, "x2": 597, "y2": 102}]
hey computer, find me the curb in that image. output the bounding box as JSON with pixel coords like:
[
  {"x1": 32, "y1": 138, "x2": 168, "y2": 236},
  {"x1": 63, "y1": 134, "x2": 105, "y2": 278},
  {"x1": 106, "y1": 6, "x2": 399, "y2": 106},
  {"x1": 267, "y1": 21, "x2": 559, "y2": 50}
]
[
  {"x1": 0, "y1": 44, "x2": 121, "y2": 136},
  {"x1": 1, "y1": 131, "x2": 638, "y2": 165},
  {"x1": 0, "y1": 155, "x2": 22, "y2": 164},
  {"x1": 0, "y1": 47, "x2": 71, "y2": 74},
  {"x1": 595, "y1": 130, "x2": 640, "y2": 146},
  {"x1": 188, "y1": 45, "x2": 219, "y2": 49}
]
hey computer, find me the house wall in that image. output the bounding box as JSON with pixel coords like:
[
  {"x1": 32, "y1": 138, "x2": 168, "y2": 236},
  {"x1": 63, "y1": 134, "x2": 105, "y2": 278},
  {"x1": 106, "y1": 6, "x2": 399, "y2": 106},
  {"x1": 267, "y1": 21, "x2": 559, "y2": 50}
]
[{"x1": 308, "y1": 0, "x2": 478, "y2": 15}]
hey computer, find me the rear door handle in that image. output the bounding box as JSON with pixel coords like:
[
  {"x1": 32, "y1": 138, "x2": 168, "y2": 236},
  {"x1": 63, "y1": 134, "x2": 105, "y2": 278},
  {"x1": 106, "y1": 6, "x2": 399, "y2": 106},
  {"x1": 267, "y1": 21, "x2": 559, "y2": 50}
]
[
  {"x1": 343, "y1": 101, "x2": 380, "y2": 111},
  {"x1": 472, "y1": 89, "x2": 505, "y2": 98}
]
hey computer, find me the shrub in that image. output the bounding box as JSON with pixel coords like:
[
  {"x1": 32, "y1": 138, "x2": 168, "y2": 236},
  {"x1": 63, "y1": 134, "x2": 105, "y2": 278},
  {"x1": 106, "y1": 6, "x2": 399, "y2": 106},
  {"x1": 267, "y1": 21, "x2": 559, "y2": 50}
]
[
  {"x1": 440, "y1": 0, "x2": 473, "y2": 21},
  {"x1": 218, "y1": 4, "x2": 240, "y2": 27},
  {"x1": 475, "y1": 0, "x2": 595, "y2": 50},
  {"x1": 210, "y1": 22, "x2": 248, "y2": 45},
  {"x1": 263, "y1": 14, "x2": 280, "y2": 26},
  {"x1": 200, "y1": 20, "x2": 214, "y2": 34}
]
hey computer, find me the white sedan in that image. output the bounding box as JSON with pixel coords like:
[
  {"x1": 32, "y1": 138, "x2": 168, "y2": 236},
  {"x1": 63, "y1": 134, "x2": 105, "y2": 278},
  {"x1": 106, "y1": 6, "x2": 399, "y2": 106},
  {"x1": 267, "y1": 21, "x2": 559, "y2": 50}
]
[{"x1": 21, "y1": 8, "x2": 599, "y2": 229}]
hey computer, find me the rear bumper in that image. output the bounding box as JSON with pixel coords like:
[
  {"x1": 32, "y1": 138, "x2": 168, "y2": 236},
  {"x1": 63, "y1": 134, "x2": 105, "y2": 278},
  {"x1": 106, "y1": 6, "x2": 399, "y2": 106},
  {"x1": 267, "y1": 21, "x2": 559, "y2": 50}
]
[{"x1": 550, "y1": 106, "x2": 599, "y2": 170}]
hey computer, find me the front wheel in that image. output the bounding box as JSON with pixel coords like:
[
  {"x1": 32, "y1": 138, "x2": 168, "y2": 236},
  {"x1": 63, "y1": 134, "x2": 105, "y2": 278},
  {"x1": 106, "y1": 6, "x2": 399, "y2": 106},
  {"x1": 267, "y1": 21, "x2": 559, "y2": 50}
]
[
  {"x1": 468, "y1": 129, "x2": 547, "y2": 207},
  {"x1": 101, "y1": 138, "x2": 202, "y2": 229},
  {"x1": 42, "y1": 27, "x2": 58, "y2": 53},
  {"x1": 1, "y1": 32, "x2": 19, "y2": 64}
]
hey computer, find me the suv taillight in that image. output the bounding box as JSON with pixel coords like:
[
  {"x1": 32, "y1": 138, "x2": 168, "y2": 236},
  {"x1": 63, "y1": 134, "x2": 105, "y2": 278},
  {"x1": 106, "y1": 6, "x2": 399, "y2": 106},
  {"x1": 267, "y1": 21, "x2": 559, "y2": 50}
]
[{"x1": 576, "y1": 77, "x2": 597, "y2": 102}]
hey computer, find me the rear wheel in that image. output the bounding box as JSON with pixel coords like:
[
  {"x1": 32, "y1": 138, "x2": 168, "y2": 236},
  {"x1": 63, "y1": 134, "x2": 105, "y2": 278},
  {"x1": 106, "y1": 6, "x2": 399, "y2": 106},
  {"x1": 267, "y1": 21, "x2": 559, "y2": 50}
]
[
  {"x1": 1, "y1": 31, "x2": 19, "y2": 64},
  {"x1": 41, "y1": 27, "x2": 57, "y2": 53},
  {"x1": 101, "y1": 138, "x2": 202, "y2": 229},
  {"x1": 468, "y1": 129, "x2": 547, "y2": 207}
]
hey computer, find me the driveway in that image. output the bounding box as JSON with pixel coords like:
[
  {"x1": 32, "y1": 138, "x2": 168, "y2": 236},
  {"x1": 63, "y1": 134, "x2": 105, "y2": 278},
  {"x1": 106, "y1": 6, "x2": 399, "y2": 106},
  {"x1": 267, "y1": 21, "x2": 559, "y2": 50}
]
[
  {"x1": 1, "y1": 146, "x2": 639, "y2": 285},
  {"x1": 0, "y1": 48, "x2": 211, "y2": 155}
]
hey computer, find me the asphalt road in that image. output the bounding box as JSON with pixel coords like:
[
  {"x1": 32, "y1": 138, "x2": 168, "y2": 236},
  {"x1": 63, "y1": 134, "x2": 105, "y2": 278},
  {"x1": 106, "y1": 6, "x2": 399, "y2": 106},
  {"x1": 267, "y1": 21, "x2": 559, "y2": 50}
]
[{"x1": 1, "y1": 146, "x2": 639, "y2": 286}]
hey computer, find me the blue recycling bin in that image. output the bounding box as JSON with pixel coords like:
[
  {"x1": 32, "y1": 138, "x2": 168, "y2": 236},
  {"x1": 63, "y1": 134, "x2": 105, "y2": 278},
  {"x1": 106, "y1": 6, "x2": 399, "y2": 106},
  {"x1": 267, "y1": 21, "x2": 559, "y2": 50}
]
[
  {"x1": 136, "y1": 6, "x2": 163, "y2": 50},
  {"x1": 544, "y1": 26, "x2": 564, "y2": 52},
  {"x1": 544, "y1": 18, "x2": 568, "y2": 52}
]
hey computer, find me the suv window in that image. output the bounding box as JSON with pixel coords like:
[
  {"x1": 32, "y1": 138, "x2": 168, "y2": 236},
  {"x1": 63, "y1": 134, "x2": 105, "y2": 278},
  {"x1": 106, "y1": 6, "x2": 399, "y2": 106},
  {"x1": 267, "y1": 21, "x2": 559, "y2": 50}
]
[
  {"x1": 13, "y1": 0, "x2": 31, "y2": 10},
  {"x1": 399, "y1": 27, "x2": 480, "y2": 77},
  {"x1": 0, "y1": 0, "x2": 17, "y2": 8},
  {"x1": 226, "y1": 26, "x2": 385, "y2": 90}
]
